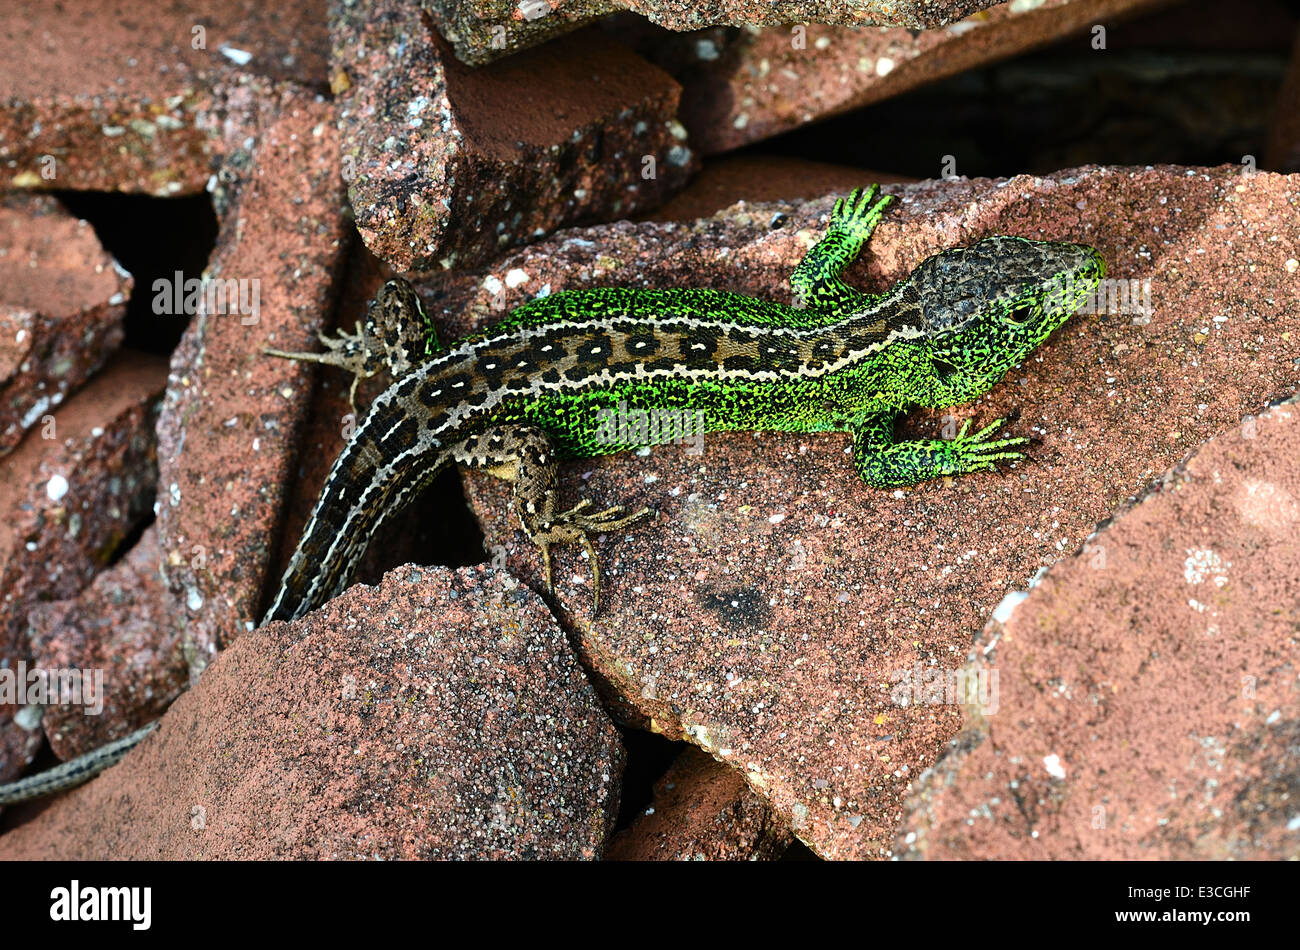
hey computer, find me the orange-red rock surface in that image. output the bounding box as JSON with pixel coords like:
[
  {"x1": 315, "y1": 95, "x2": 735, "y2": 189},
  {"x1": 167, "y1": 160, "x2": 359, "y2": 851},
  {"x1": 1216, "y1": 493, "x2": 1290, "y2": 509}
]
[
  {"x1": 898, "y1": 395, "x2": 1300, "y2": 859},
  {"x1": 0, "y1": 567, "x2": 624, "y2": 860},
  {"x1": 2, "y1": 0, "x2": 1298, "y2": 863}
]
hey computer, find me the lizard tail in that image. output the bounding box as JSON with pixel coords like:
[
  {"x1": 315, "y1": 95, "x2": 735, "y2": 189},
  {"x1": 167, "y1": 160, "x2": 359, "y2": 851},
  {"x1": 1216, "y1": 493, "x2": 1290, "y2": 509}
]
[
  {"x1": 0, "y1": 722, "x2": 158, "y2": 805},
  {"x1": 0, "y1": 404, "x2": 452, "y2": 803},
  {"x1": 262, "y1": 394, "x2": 455, "y2": 625}
]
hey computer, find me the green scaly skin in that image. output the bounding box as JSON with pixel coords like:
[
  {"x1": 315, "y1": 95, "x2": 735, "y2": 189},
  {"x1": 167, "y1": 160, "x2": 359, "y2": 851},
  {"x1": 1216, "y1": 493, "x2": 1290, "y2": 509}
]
[{"x1": 0, "y1": 186, "x2": 1105, "y2": 804}]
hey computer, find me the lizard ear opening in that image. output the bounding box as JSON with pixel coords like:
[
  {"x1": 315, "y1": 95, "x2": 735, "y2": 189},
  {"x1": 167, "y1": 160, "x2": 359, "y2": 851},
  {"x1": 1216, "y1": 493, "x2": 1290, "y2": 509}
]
[{"x1": 931, "y1": 355, "x2": 960, "y2": 380}]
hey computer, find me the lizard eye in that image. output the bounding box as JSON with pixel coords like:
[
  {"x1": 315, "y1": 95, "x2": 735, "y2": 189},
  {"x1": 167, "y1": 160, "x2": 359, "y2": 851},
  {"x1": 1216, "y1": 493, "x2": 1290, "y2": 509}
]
[{"x1": 1003, "y1": 305, "x2": 1035, "y2": 325}]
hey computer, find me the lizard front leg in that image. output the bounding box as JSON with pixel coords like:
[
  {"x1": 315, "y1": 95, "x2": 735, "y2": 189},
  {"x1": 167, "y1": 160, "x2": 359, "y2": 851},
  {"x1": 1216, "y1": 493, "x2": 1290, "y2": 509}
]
[
  {"x1": 851, "y1": 409, "x2": 1031, "y2": 487},
  {"x1": 265, "y1": 277, "x2": 442, "y2": 410},
  {"x1": 455, "y1": 425, "x2": 652, "y2": 612},
  {"x1": 789, "y1": 184, "x2": 894, "y2": 315}
]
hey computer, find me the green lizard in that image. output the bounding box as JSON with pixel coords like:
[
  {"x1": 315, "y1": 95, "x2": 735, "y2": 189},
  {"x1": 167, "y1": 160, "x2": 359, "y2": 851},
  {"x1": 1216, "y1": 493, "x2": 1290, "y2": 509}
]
[
  {"x1": 262, "y1": 185, "x2": 1103, "y2": 621},
  {"x1": 0, "y1": 186, "x2": 1104, "y2": 805}
]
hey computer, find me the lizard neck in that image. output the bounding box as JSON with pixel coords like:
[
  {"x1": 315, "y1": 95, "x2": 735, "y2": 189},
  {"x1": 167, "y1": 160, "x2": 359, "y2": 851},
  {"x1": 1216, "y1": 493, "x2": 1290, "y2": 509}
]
[{"x1": 794, "y1": 280, "x2": 929, "y2": 375}]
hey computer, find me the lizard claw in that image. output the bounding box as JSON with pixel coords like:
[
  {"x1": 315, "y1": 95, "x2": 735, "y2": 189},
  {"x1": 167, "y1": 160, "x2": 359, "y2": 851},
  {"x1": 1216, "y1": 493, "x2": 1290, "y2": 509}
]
[
  {"x1": 531, "y1": 501, "x2": 653, "y2": 614},
  {"x1": 266, "y1": 321, "x2": 381, "y2": 414},
  {"x1": 830, "y1": 184, "x2": 894, "y2": 241}
]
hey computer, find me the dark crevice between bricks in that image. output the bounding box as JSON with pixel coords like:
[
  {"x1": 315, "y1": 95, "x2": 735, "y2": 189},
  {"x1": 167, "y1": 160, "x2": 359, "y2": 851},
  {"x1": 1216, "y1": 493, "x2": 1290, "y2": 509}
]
[
  {"x1": 351, "y1": 468, "x2": 489, "y2": 588},
  {"x1": 606, "y1": 727, "x2": 818, "y2": 859},
  {"x1": 43, "y1": 193, "x2": 216, "y2": 579},
  {"x1": 101, "y1": 510, "x2": 156, "y2": 571},
  {"x1": 53, "y1": 191, "x2": 219, "y2": 355},
  {"x1": 612, "y1": 727, "x2": 684, "y2": 834},
  {"x1": 742, "y1": 1, "x2": 1294, "y2": 180},
  {"x1": 780, "y1": 838, "x2": 818, "y2": 860}
]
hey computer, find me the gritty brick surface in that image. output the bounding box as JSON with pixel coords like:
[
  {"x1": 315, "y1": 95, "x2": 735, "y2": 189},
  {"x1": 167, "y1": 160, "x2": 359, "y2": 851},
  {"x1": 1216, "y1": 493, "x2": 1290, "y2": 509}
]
[
  {"x1": 897, "y1": 395, "x2": 1300, "y2": 859},
  {"x1": 0, "y1": 352, "x2": 166, "y2": 781},
  {"x1": 454, "y1": 165, "x2": 1300, "y2": 858},
  {"x1": 155, "y1": 88, "x2": 350, "y2": 669},
  {"x1": 334, "y1": 0, "x2": 694, "y2": 271},
  {"x1": 28, "y1": 526, "x2": 188, "y2": 762},
  {"x1": 0, "y1": 194, "x2": 130, "y2": 453},
  {"x1": 426, "y1": 0, "x2": 1015, "y2": 65},
  {"x1": 0, "y1": 0, "x2": 329, "y2": 194},
  {"x1": 0, "y1": 566, "x2": 624, "y2": 860}
]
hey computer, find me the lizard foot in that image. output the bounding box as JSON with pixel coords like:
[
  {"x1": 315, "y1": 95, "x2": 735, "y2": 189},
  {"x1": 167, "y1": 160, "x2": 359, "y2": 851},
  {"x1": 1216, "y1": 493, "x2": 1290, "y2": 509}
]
[
  {"x1": 946, "y1": 417, "x2": 1032, "y2": 475},
  {"x1": 265, "y1": 321, "x2": 381, "y2": 411},
  {"x1": 531, "y1": 500, "x2": 653, "y2": 614},
  {"x1": 830, "y1": 185, "x2": 895, "y2": 242}
]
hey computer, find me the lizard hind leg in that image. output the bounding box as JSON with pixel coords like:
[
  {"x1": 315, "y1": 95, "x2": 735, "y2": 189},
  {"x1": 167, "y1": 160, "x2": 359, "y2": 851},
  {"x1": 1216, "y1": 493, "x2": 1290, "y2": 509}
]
[
  {"x1": 454, "y1": 425, "x2": 652, "y2": 613},
  {"x1": 263, "y1": 278, "x2": 441, "y2": 411}
]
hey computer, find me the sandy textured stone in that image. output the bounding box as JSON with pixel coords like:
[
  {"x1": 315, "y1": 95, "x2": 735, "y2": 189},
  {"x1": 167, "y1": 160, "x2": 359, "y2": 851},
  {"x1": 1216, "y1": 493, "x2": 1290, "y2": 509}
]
[
  {"x1": 0, "y1": 352, "x2": 166, "y2": 781},
  {"x1": 607, "y1": 745, "x2": 792, "y2": 860},
  {"x1": 0, "y1": 0, "x2": 330, "y2": 194},
  {"x1": 334, "y1": 0, "x2": 695, "y2": 271},
  {"x1": 426, "y1": 0, "x2": 1012, "y2": 65},
  {"x1": 449, "y1": 165, "x2": 1300, "y2": 858},
  {"x1": 0, "y1": 194, "x2": 130, "y2": 453},
  {"x1": 0, "y1": 566, "x2": 624, "y2": 860},
  {"x1": 613, "y1": 0, "x2": 1169, "y2": 155},
  {"x1": 28, "y1": 526, "x2": 188, "y2": 762},
  {"x1": 156, "y1": 88, "x2": 350, "y2": 670},
  {"x1": 897, "y1": 395, "x2": 1300, "y2": 859}
]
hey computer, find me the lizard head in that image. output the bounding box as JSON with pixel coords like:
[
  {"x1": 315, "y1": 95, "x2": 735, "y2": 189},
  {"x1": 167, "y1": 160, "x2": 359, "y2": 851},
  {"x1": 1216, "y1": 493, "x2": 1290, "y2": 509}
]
[{"x1": 914, "y1": 236, "x2": 1105, "y2": 402}]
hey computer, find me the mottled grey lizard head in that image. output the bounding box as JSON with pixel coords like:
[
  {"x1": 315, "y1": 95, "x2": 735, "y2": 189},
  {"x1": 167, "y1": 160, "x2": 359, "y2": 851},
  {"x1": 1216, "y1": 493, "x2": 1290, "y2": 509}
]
[{"x1": 915, "y1": 236, "x2": 1105, "y2": 401}]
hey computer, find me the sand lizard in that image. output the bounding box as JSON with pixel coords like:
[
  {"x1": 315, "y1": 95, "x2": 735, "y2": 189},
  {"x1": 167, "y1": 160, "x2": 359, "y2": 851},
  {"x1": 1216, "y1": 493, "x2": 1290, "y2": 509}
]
[{"x1": 0, "y1": 186, "x2": 1104, "y2": 804}]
